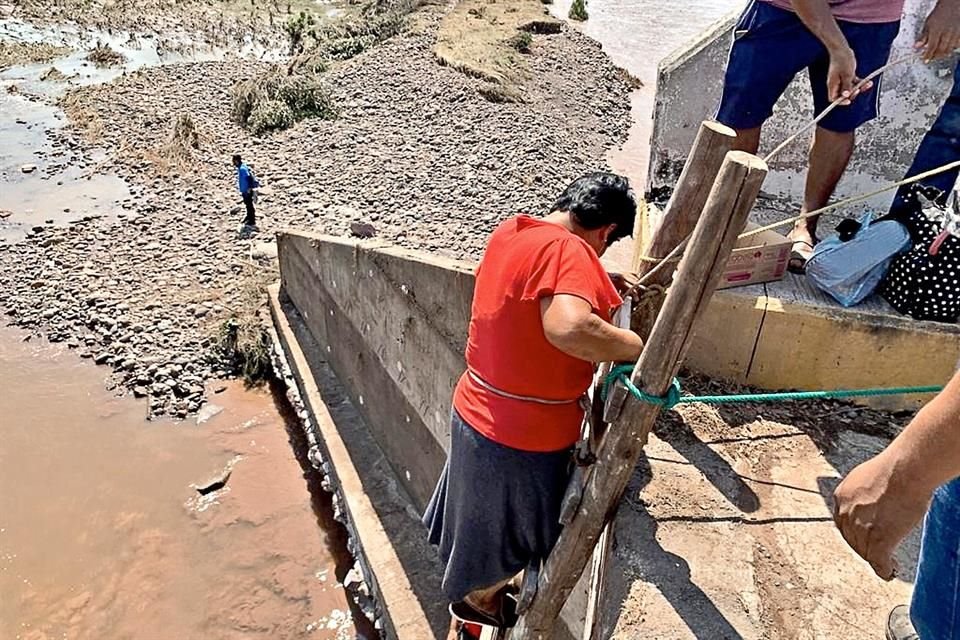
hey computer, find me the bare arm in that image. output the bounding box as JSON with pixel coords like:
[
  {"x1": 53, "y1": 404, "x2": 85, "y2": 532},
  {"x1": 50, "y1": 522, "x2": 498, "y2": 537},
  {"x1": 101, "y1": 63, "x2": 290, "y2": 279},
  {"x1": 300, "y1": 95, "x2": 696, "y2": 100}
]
[
  {"x1": 791, "y1": 0, "x2": 871, "y2": 102},
  {"x1": 918, "y1": 0, "x2": 960, "y2": 62},
  {"x1": 833, "y1": 370, "x2": 960, "y2": 579},
  {"x1": 540, "y1": 294, "x2": 643, "y2": 363}
]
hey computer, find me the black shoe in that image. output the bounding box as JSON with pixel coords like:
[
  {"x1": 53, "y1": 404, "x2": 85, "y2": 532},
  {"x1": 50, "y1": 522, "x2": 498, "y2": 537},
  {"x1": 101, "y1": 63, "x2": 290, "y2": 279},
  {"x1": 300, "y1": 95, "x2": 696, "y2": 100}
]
[{"x1": 886, "y1": 605, "x2": 919, "y2": 640}]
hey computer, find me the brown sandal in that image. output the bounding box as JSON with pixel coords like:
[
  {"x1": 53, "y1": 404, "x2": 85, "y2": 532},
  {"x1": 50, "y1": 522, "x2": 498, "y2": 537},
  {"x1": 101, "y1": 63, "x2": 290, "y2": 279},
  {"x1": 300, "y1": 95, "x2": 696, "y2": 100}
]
[{"x1": 788, "y1": 239, "x2": 816, "y2": 275}]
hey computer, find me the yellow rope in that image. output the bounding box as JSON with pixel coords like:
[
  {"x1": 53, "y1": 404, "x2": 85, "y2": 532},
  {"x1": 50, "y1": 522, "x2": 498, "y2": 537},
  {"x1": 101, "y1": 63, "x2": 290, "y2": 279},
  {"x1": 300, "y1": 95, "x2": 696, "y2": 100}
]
[
  {"x1": 763, "y1": 52, "x2": 920, "y2": 164},
  {"x1": 739, "y1": 159, "x2": 960, "y2": 240},
  {"x1": 627, "y1": 52, "x2": 953, "y2": 292},
  {"x1": 633, "y1": 254, "x2": 681, "y2": 264}
]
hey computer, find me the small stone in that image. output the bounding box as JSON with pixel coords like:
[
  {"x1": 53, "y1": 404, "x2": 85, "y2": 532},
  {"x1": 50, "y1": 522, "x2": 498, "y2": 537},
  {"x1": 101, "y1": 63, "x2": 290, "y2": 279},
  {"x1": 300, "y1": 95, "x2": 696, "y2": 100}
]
[
  {"x1": 196, "y1": 403, "x2": 223, "y2": 425},
  {"x1": 349, "y1": 222, "x2": 377, "y2": 239}
]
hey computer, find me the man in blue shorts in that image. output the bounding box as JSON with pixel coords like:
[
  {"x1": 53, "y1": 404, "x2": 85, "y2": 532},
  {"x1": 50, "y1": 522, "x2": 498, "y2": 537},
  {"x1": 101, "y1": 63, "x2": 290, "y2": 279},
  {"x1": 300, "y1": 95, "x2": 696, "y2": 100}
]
[{"x1": 716, "y1": 0, "x2": 903, "y2": 271}]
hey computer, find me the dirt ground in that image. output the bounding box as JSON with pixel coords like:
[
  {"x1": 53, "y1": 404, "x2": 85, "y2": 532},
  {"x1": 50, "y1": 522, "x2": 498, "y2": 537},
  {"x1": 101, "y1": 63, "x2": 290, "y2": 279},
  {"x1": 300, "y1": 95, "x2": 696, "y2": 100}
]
[{"x1": 599, "y1": 379, "x2": 917, "y2": 639}]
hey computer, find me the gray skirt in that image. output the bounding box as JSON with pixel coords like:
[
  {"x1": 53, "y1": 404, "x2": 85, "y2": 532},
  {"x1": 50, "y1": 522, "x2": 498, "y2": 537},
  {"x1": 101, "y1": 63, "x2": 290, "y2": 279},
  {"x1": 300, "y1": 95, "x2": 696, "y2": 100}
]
[{"x1": 423, "y1": 410, "x2": 573, "y2": 602}]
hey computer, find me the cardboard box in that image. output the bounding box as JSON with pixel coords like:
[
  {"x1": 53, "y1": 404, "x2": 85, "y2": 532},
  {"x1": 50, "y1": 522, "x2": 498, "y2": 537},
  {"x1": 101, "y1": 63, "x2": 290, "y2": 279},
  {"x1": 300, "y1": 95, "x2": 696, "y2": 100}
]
[{"x1": 717, "y1": 223, "x2": 792, "y2": 289}]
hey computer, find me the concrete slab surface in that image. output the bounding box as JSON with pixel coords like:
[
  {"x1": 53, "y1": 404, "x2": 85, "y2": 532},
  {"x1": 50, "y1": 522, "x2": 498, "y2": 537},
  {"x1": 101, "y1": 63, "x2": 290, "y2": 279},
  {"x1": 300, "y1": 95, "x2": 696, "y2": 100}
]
[{"x1": 599, "y1": 404, "x2": 917, "y2": 639}]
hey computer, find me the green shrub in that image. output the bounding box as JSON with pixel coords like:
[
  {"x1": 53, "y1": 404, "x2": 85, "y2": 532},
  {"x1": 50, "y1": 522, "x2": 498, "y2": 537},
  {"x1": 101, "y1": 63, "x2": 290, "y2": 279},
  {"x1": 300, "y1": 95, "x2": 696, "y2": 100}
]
[
  {"x1": 509, "y1": 31, "x2": 533, "y2": 53},
  {"x1": 288, "y1": 50, "x2": 329, "y2": 75},
  {"x1": 313, "y1": 10, "x2": 406, "y2": 61},
  {"x1": 248, "y1": 99, "x2": 295, "y2": 135},
  {"x1": 569, "y1": 0, "x2": 588, "y2": 21},
  {"x1": 284, "y1": 10, "x2": 317, "y2": 54},
  {"x1": 231, "y1": 71, "x2": 337, "y2": 135}
]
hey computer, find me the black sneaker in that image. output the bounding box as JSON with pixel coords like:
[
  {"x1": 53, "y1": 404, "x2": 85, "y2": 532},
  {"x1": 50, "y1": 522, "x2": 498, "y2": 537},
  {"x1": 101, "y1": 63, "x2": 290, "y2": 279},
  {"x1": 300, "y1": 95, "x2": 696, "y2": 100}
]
[{"x1": 886, "y1": 605, "x2": 919, "y2": 640}]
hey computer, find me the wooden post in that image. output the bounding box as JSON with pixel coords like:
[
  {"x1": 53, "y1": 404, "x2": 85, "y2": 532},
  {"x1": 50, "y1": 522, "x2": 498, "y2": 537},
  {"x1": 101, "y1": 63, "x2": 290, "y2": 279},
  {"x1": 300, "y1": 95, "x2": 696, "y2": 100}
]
[
  {"x1": 581, "y1": 122, "x2": 738, "y2": 639},
  {"x1": 510, "y1": 151, "x2": 768, "y2": 639},
  {"x1": 632, "y1": 120, "x2": 736, "y2": 276},
  {"x1": 631, "y1": 121, "x2": 736, "y2": 338}
]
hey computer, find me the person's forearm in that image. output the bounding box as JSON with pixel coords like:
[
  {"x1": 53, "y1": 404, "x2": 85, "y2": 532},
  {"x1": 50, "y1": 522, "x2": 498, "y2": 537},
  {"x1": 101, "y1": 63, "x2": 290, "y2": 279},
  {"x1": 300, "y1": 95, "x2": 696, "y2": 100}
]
[
  {"x1": 792, "y1": 0, "x2": 852, "y2": 54},
  {"x1": 880, "y1": 370, "x2": 960, "y2": 496},
  {"x1": 549, "y1": 313, "x2": 643, "y2": 363}
]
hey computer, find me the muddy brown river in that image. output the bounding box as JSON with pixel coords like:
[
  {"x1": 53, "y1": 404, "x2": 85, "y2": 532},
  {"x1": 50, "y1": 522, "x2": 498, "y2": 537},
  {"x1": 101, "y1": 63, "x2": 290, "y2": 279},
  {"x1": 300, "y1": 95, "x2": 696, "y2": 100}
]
[{"x1": 0, "y1": 324, "x2": 375, "y2": 640}]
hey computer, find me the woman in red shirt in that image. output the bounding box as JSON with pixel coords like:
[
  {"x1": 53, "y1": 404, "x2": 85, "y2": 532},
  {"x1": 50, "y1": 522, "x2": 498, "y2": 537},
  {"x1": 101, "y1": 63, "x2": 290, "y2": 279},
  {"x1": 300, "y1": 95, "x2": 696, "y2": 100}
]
[{"x1": 423, "y1": 172, "x2": 643, "y2": 638}]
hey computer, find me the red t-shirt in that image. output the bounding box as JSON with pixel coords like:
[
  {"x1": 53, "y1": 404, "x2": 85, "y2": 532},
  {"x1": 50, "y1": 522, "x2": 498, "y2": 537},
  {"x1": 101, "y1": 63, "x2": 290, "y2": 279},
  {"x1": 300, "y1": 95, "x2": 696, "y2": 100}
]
[{"x1": 453, "y1": 215, "x2": 622, "y2": 452}]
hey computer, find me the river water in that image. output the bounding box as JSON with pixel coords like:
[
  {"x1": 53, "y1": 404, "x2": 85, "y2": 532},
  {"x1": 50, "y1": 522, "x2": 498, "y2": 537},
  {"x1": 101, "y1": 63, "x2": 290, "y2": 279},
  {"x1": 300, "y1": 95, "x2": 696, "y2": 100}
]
[
  {"x1": 0, "y1": 19, "x2": 377, "y2": 638},
  {"x1": 550, "y1": 0, "x2": 745, "y2": 185},
  {"x1": 0, "y1": 325, "x2": 374, "y2": 640},
  {"x1": 0, "y1": 18, "x2": 285, "y2": 243}
]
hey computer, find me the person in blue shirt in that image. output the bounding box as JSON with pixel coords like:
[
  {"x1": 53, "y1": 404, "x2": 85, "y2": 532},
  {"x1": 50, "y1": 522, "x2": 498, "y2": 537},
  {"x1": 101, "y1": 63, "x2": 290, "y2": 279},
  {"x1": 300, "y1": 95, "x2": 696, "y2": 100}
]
[{"x1": 233, "y1": 154, "x2": 259, "y2": 228}]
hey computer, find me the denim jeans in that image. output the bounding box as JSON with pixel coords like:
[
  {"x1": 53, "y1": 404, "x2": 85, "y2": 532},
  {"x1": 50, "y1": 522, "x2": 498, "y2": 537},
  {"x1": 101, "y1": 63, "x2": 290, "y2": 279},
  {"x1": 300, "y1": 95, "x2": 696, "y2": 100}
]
[
  {"x1": 893, "y1": 61, "x2": 960, "y2": 209},
  {"x1": 911, "y1": 477, "x2": 960, "y2": 639}
]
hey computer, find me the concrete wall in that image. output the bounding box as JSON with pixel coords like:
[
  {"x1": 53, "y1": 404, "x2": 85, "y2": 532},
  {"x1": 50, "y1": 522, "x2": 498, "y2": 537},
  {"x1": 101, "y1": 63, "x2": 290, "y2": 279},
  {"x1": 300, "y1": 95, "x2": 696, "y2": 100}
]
[
  {"x1": 648, "y1": 0, "x2": 955, "y2": 211},
  {"x1": 684, "y1": 276, "x2": 960, "y2": 410},
  {"x1": 277, "y1": 231, "x2": 474, "y2": 509},
  {"x1": 275, "y1": 229, "x2": 960, "y2": 640},
  {"x1": 269, "y1": 285, "x2": 448, "y2": 639},
  {"x1": 277, "y1": 231, "x2": 595, "y2": 640}
]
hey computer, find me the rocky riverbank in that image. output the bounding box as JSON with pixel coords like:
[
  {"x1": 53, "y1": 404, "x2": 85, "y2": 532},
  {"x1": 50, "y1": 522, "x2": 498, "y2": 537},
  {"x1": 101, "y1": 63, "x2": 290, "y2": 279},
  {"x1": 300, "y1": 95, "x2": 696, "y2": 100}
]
[
  {"x1": 5, "y1": 0, "x2": 292, "y2": 51},
  {"x1": 0, "y1": 2, "x2": 633, "y2": 418}
]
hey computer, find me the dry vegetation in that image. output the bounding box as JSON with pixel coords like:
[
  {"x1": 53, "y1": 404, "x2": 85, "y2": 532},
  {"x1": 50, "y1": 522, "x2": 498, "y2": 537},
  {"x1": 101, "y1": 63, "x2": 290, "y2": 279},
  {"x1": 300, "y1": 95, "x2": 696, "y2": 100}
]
[
  {"x1": 231, "y1": 0, "x2": 417, "y2": 135},
  {"x1": 86, "y1": 42, "x2": 127, "y2": 67},
  {"x1": 0, "y1": 40, "x2": 71, "y2": 71},
  {"x1": 61, "y1": 92, "x2": 106, "y2": 142},
  {"x1": 230, "y1": 71, "x2": 338, "y2": 135},
  {"x1": 433, "y1": 0, "x2": 562, "y2": 103},
  {"x1": 39, "y1": 66, "x2": 71, "y2": 82},
  {"x1": 212, "y1": 261, "x2": 278, "y2": 383},
  {"x1": 161, "y1": 114, "x2": 202, "y2": 166}
]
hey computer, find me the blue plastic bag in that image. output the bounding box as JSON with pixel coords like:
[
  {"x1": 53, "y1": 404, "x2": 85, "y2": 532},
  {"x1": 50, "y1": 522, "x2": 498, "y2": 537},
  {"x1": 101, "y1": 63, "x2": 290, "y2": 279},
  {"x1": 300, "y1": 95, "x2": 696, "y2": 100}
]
[{"x1": 806, "y1": 213, "x2": 911, "y2": 307}]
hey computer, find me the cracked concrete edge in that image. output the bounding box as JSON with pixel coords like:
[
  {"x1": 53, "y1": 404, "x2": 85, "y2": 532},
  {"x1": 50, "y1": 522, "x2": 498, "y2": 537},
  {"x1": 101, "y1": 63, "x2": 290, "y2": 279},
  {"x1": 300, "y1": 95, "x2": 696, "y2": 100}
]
[{"x1": 267, "y1": 282, "x2": 435, "y2": 640}]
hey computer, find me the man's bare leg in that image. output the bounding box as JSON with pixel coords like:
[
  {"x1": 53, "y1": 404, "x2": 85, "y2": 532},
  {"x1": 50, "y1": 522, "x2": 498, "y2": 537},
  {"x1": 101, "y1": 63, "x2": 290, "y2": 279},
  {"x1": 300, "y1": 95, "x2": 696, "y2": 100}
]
[
  {"x1": 789, "y1": 126, "x2": 855, "y2": 266},
  {"x1": 732, "y1": 126, "x2": 762, "y2": 154}
]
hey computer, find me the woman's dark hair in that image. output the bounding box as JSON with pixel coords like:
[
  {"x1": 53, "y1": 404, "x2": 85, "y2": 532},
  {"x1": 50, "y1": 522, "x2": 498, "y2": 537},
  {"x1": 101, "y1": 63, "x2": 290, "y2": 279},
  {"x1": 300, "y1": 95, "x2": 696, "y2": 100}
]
[
  {"x1": 232, "y1": 154, "x2": 243, "y2": 164},
  {"x1": 550, "y1": 172, "x2": 636, "y2": 246}
]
